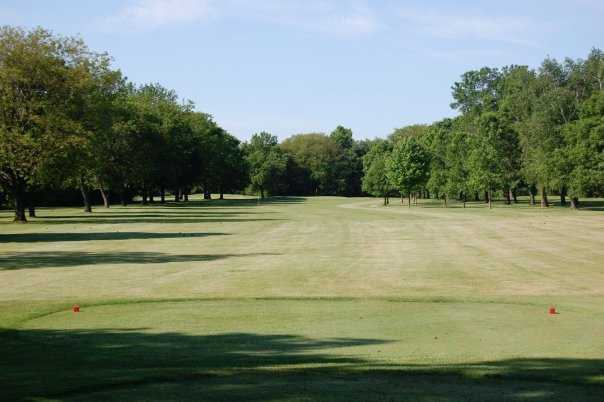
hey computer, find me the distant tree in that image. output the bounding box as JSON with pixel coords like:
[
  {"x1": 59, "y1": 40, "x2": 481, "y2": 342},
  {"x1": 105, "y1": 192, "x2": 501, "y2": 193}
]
[
  {"x1": 500, "y1": 65, "x2": 539, "y2": 204},
  {"x1": 451, "y1": 67, "x2": 502, "y2": 115},
  {"x1": 389, "y1": 124, "x2": 429, "y2": 143},
  {"x1": 0, "y1": 26, "x2": 101, "y2": 221},
  {"x1": 330, "y1": 125, "x2": 362, "y2": 195},
  {"x1": 386, "y1": 137, "x2": 430, "y2": 207},
  {"x1": 562, "y1": 91, "x2": 604, "y2": 207},
  {"x1": 425, "y1": 118, "x2": 471, "y2": 207},
  {"x1": 362, "y1": 140, "x2": 393, "y2": 205},
  {"x1": 281, "y1": 133, "x2": 339, "y2": 195},
  {"x1": 329, "y1": 125, "x2": 354, "y2": 149},
  {"x1": 244, "y1": 132, "x2": 287, "y2": 198},
  {"x1": 206, "y1": 127, "x2": 248, "y2": 199},
  {"x1": 466, "y1": 113, "x2": 508, "y2": 208}
]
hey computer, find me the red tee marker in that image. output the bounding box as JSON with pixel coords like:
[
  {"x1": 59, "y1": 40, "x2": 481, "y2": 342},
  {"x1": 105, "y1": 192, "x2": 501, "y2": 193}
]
[
  {"x1": 549, "y1": 306, "x2": 557, "y2": 315},
  {"x1": 72, "y1": 304, "x2": 80, "y2": 313}
]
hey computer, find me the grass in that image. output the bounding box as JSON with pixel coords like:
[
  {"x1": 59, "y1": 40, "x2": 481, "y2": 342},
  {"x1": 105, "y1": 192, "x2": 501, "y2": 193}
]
[{"x1": 1, "y1": 195, "x2": 603, "y2": 401}]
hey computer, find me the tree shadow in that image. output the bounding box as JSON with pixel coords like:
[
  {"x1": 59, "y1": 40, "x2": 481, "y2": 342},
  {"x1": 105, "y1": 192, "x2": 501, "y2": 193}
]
[
  {"x1": 1, "y1": 328, "x2": 602, "y2": 401},
  {"x1": 24, "y1": 217, "x2": 284, "y2": 225},
  {"x1": 39, "y1": 211, "x2": 276, "y2": 219},
  {"x1": 161, "y1": 196, "x2": 307, "y2": 209},
  {"x1": 0, "y1": 232, "x2": 230, "y2": 243},
  {"x1": 576, "y1": 199, "x2": 604, "y2": 211},
  {"x1": 0, "y1": 251, "x2": 280, "y2": 270}
]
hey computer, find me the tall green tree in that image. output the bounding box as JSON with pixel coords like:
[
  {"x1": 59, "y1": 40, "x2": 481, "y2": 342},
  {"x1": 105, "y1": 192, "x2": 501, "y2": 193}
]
[
  {"x1": 0, "y1": 26, "x2": 101, "y2": 221},
  {"x1": 281, "y1": 133, "x2": 339, "y2": 195},
  {"x1": 244, "y1": 132, "x2": 287, "y2": 198},
  {"x1": 362, "y1": 140, "x2": 393, "y2": 205},
  {"x1": 562, "y1": 91, "x2": 604, "y2": 207},
  {"x1": 386, "y1": 137, "x2": 430, "y2": 207}
]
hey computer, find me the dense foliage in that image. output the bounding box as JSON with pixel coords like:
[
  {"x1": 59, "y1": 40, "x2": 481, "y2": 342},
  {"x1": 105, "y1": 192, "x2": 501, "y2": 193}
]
[
  {"x1": 361, "y1": 49, "x2": 604, "y2": 209},
  {"x1": 0, "y1": 27, "x2": 247, "y2": 221},
  {"x1": 1, "y1": 26, "x2": 603, "y2": 221}
]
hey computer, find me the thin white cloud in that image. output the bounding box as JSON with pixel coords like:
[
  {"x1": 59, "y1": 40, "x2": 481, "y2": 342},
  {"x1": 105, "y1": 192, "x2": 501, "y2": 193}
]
[
  {"x1": 102, "y1": 0, "x2": 381, "y2": 37},
  {"x1": 249, "y1": 1, "x2": 381, "y2": 37},
  {"x1": 399, "y1": 7, "x2": 539, "y2": 46},
  {"x1": 104, "y1": 0, "x2": 212, "y2": 29}
]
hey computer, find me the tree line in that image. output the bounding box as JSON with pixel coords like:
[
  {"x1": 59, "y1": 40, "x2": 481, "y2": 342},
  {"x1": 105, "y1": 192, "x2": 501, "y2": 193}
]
[
  {"x1": 361, "y1": 49, "x2": 603, "y2": 209},
  {"x1": 1, "y1": 26, "x2": 603, "y2": 222},
  {"x1": 1, "y1": 26, "x2": 246, "y2": 222},
  {"x1": 242, "y1": 48, "x2": 603, "y2": 209}
]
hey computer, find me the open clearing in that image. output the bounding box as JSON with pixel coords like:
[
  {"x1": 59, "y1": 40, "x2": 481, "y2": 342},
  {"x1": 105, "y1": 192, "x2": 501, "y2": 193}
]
[{"x1": 1, "y1": 196, "x2": 604, "y2": 401}]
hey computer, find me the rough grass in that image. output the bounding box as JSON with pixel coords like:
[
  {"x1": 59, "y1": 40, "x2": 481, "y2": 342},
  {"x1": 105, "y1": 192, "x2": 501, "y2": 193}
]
[{"x1": 1, "y1": 195, "x2": 603, "y2": 401}]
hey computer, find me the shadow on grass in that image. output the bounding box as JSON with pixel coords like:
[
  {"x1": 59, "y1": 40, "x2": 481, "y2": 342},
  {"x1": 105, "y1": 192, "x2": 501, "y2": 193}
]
[
  {"x1": 24, "y1": 217, "x2": 284, "y2": 225},
  {"x1": 0, "y1": 328, "x2": 602, "y2": 401},
  {"x1": 161, "y1": 196, "x2": 307, "y2": 208},
  {"x1": 0, "y1": 232, "x2": 230, "y2": 243},
  {"x1": 575, "y1": 199, "x2": 604, "y2": 211},
  {"x1": 0, "y1": 251, "x2": 280, "y2": 270}
]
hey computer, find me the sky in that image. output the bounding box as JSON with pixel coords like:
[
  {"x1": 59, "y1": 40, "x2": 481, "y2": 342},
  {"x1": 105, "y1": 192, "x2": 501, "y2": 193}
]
[{"x1": 2, "y1": 0, "x2": 603, "y2": 141}]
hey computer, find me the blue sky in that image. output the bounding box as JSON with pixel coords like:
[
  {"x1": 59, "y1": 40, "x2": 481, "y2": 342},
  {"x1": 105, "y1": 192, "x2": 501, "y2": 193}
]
[{"x1": 2, "y1": 0, "x2": 603, "y2": 141}]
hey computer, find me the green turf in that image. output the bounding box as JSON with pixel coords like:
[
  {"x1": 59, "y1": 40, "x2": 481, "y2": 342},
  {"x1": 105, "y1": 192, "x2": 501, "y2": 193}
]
[{"x1": 1, "y1": 196, "x2": 603, "y2": 401}]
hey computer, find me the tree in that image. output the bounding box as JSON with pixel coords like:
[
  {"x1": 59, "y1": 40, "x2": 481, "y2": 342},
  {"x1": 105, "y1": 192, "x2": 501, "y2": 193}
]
[
  {"x1": 562, "y1": 91, "x2": 604, "y2": 207},
  {"x1": 362, "y1": 140, "x2": 393, "y2": 205},
  {"x1": 386, "y1": 137, "x2": 430, "y2": 207},
  {"x1": 330, "y1": 126, "x2": 362, "y2": 196},
  {"x1": 281, "y1": 133, "x2": 339, "y2": 195},
  {"x1": 0, "y1": 26, "x2": 99, "y2": 221},
  {"x1": 451, "y1": 67, "x2": 502, "y2": 115},
  {"x1": 389, "y1": 124, "x2": 429, "y2": 143},
  {"x1": 329, "y1": 125, "x2": 354, "y2": 149},
  {"x1": 205, "y1": 127, "x2": 248, "y2": 199},
  {"x1": 244, "y1": 132, "x2": 287, "y2": 198},
  {"x1": 466, "y1": 112, "x2": 509, "y2": 209},
  {"x1": 425, "y1": 118, "x2": 470, "y2": 207}
]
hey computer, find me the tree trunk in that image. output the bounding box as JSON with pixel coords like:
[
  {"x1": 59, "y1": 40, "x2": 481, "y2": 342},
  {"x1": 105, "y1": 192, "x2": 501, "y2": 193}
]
[
  {"x1": 141, "y1": 191, "x2": 148, "y2": 205},
  {"x1": 540, "y1": 186, "x2": 549, "y2": 208},
  {"x1": 27, "y1": 193, "x2": 36, "y2": 217},
  {"x1": 474, "y1": 192, "x2": 479, "y2": 202},
  {"x1": 529, "y1": 185, "x2": 536, "y2": 206},
  {"x1": 488, "y1": 189, "x2": 493, "y2": 209},
  {"x1": 149, "y1": 194, "x2": 154, "y2": 203},
  {"x1": 504, "y1": 188, "x2": 511, "y2": 205},
  {"x1": 160, "y1": 188, "x2": 166, "y2": 203},
  {"x1": 560, "y1": 187, "x2": 567, "y2": 206},
  {"x1": 570, "y1": 197, "x2": 579, "y2": 209},
  {"x1": 401, "y1": 194, "x2": 404, "y2": 205},
  {"x1": 260, "y1": 188, "x2": 265, "y2": 199},
  {"x1": 512, "y1": 188, "x2": 518, "y2": 203},
  {"x1": 100, "y1": 188, "x2": 110, "y2": 208},
  {"x1": 463, "y1": 193, "x2": 467, "y2": 208},
  {"x1": 219, "y1": 188, "x2": 224, "y2": 200},
  {"x1": 408, "y1": 194, "x2": 411, "y2": 208},
  {"x1": 80, "y1": 184, "x2": 92, "y2": 213},
  {"x1": 484, "y1": 191, "x2": 490, "y2": 204},
  {"x1": 184, "y1": 193, "x2": 189, "y2": 202},
  {"x1": 12, "y1": 183, "x2": 27, "y2": 222},
  {"x1": 120, "y1": 187, "x2": 128, "y2": 206},
  {"x1": 444, "y1": 194, "x2": 447, "y2": 208},
  {"x1": 383, "y1": 195, "x2": 388, "y2": 206}
]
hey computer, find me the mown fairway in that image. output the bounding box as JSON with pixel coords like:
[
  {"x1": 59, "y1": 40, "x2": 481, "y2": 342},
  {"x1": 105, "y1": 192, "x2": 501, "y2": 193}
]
[{"x1": 1, "y1": 196, "x2": 604, "y2": 401}]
